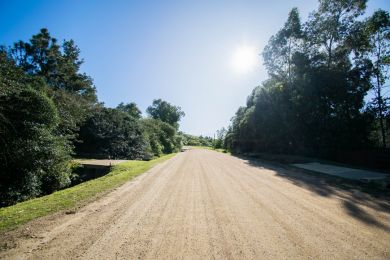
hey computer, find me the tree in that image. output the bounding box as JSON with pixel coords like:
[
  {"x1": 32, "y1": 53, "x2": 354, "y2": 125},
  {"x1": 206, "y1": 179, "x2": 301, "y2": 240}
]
[
  {"x1": 306, "y1": 0, "x2": 367, "y2": 68},
  {"x1": 296, "y1": 0, "x2": 371, "y2": 154},
  {"x1": 0, "y1": 57, "x2": 71, "y2": 205},
  {"x1": 10, "y1": 29, "x2": 97, "y2": 99},
  {"x1": 146, "y1": 99, "x2": 185, "y2": 129},
  {"x1": 181, "y1": 134, "x2": 213, "y2": 147},
  {"x1": 75, "y1": 107, "x2": 148, "y2": 160},
  {"x1": 10, "y1": 28, "x2": 61, "y2": 77},
  {"x1": 8, "y1": 28, "x2": 98, "y2": 148},
  {"x1": 213, "y1": 128, "x2": 227, "y2": 149},
  {"x1": 263, "y1": 7, "x2": 303, "y2": 82},
  {"x1": 141, "y1": 118, "x2": 181, "y2": 156},
  {"x1": 226, "y1": 0, "x2": 373, "y2": 158},
  {"x1": 117, "y1": 102, "x2": 142, "y2": 119},
  {"x1": 365, "y1": 9, "x2": 390, "y2": 148}
]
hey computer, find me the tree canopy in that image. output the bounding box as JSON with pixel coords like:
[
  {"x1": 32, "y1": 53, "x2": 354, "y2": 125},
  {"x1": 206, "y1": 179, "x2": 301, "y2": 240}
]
[
  {"x1": 225, "y1": 0, "x2": 389, "y2": 166},
  {"x1": 146, "y1": 99, "x2": 185, "y2": 129},
  {"x1": 0, "y1": 54, "x2": 71, "y2": 205}
]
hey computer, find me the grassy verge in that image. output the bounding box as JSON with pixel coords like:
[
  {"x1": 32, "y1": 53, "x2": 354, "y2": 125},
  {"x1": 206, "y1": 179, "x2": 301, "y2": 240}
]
[{"x1": 0, "y1": 154, "x2": 176, "y2": 232}]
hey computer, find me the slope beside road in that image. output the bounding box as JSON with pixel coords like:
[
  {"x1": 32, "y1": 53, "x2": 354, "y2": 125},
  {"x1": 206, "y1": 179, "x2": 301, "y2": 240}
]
[{"x1": 1, "y1": 149, "x2": 389, "y2": 259}]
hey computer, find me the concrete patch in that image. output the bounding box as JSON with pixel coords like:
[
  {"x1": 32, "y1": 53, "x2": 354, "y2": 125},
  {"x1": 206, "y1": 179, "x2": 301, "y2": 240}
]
[{"x1": 292, "y1": 162, "x2": 388, "y2": 180}]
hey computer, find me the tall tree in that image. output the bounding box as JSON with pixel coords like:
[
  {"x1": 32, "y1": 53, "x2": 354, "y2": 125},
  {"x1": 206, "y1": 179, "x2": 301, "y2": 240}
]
[
  {"x1": 8, "y1": 28, "x2": 98, "y2": 147},
  {"x1": 214, "y1": 127, "x2": 227, "y2": 149},
  {"x1": 263, "y1": 7, "x2": 303, "y2": 82},
  {"x1": 146, "y1": 99, "x2": 185, "y2": 129},
  {"x1": 306, "y1": 0, "x2": 367, "y2": 68},
  {"x1": 0, "y1": 53, "x2": 71, "y2": 205},
  {"x1": 117, "y1": 102, "x2": 142, "y2": 119},
  {"x1": 10, "y1": 29, "x2": 97, "y2": 100},
  {"x1": 365, "y1": 9, "x2": 390, "y2": 148},
  {"x1": 226, "y1": 0, "x2": 373, "y2": 158}
]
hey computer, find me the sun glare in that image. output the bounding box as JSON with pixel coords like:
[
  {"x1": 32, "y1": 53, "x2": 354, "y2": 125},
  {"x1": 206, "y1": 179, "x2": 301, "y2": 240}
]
[{"x1": 231, "y1": 46, "x2": 258, "y2": 74}]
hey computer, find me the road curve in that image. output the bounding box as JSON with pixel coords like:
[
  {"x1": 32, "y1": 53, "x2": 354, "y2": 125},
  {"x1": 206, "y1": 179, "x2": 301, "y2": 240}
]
[{"x1": 1, "y1": 149, "x2": 389, "y2": 259}]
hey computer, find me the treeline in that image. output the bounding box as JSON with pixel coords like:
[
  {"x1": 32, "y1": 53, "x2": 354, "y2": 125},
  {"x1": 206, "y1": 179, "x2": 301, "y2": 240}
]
[
  {"x1": 225, "y1": 0, "x2": 389, "y2": 164},
  {"x1": 182, "y1": 134, "x2": 213, "y2": 147},
  {"x1": 181, "y1": 129, "x2": 228, "y2": 150},
  {"x1": 0, "y1": 29, "x2": 184, "y2": 206}
]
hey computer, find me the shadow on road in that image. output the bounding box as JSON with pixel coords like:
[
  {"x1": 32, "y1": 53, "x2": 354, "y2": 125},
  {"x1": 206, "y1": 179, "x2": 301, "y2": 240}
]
[{"x1": 238, "y1": 155, "x2": 390, "y2": 231}]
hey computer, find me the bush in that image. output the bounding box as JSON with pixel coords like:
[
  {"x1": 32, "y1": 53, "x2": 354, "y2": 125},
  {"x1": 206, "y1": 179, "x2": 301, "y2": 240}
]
[
  {"x1": 75, "y1": 107, "x2": 149, "y2": 159},
  {"x1": 141, "y1": 118, "x2": 181, "y2": 156},
  {"x1": 0, "y1": 87, "x2": 71, "y2": 206}
]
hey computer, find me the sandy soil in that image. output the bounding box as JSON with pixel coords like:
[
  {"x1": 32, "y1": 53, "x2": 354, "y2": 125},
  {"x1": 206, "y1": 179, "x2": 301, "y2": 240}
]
[{"x1": 1, "y1": 149, "x2": 389, "y2": 259}]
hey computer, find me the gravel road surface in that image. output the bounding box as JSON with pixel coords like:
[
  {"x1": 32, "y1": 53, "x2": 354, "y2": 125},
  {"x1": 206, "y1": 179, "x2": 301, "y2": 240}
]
[{"x1": 1, "y1": 149, "x2": 389, "y2": 259}]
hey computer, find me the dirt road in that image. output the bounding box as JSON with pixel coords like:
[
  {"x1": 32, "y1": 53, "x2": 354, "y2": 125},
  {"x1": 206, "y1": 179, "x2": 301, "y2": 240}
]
[{"x1": 1, "y1": 149, "x2": 389, "y2": 259}]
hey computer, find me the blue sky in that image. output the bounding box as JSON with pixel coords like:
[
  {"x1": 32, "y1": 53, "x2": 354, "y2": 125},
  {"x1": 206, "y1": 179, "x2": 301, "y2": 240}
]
[{"x1": 1, "y1": 0, "x2": 389, "y2": 136}]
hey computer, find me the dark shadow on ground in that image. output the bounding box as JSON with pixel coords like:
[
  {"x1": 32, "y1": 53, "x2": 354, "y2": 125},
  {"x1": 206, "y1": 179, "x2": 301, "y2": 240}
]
[
  {"x1": 343, "y1": 200, "x2": 389, "y2": 231},
  {"x1": 236, "y1": 154, "x2": 390, "y2": 231}
]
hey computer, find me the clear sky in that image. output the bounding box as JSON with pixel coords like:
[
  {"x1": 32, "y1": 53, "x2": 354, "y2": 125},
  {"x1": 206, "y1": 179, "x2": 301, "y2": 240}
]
[{"x1": 1, "y1": 0, "x2": 389, "y2": 136}]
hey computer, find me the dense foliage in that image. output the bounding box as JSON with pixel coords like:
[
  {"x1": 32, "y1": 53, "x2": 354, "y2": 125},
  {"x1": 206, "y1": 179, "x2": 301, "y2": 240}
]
[
  {"x1": 225, "y1": 0, "x2": 389, "y2": 162},
  {"x1": 75, "y1": 107, "x2": 149, "y2": 159},
  {"x1": 0, "y1": 29, "x2": 184, "y2": 206},
  {"x1": 0, "y1": 53, "x2": 71, "y2": 206},
  {"x1": 181, "y1": 134, "x2": 213, "y2": 147},
  {"x1": 146, "y1": 99, "x2": 185, "y2": 129},
  {"x1": 142, "y1": 118, "x2": 182, "y2": 156}
]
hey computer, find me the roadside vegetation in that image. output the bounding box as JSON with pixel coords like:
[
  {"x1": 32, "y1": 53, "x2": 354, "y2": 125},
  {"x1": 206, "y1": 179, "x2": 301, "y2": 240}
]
[
  {"x1": 0, "y1": 154, "x2": 175, "y2": 232},
  {"x1": 0, "y1": 29, "x2": 184, "y2": 206},
  {"x1": 223, "y1": 0, "x2": 390, "y2": 169},
  {"x1": 181, "y1": 131, "x2": 229, "y2": 153},
  {"x1": 182, "y1": 134, "x2": 213, "y2": 147}
]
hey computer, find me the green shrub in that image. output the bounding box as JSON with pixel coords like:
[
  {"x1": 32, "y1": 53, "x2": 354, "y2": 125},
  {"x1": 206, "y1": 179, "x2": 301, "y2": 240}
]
[
  {"x1": 75, "y1": 107, "x2": 149, "y2": 160},
  {"x1": 0, "y1": 87, "x2": 71, "y2": 206}
]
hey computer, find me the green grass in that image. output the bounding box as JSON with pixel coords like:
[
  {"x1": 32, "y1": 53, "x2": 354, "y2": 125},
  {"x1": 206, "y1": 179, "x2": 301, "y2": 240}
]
[
  {"x1": 0, "y1": 154, "x2": 176, "y2": 232},
  {"x1": 214, "y1": 148, "x2": 229, "y2": 153}
]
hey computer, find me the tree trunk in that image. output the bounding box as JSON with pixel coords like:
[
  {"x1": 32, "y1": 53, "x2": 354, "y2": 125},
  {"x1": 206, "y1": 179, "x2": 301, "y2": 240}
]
[
  {"x1": 375, "y1": 32, "x2": 386, "y2": 149},
  {"x1": 377, "y1": 78, "x2": 387, "y2": 149}
]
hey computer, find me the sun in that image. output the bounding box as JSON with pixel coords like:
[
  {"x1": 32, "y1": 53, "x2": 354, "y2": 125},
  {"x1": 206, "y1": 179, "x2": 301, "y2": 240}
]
[{"x1": 231, "y1": 46, "x2": 258, "y2": 74}]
